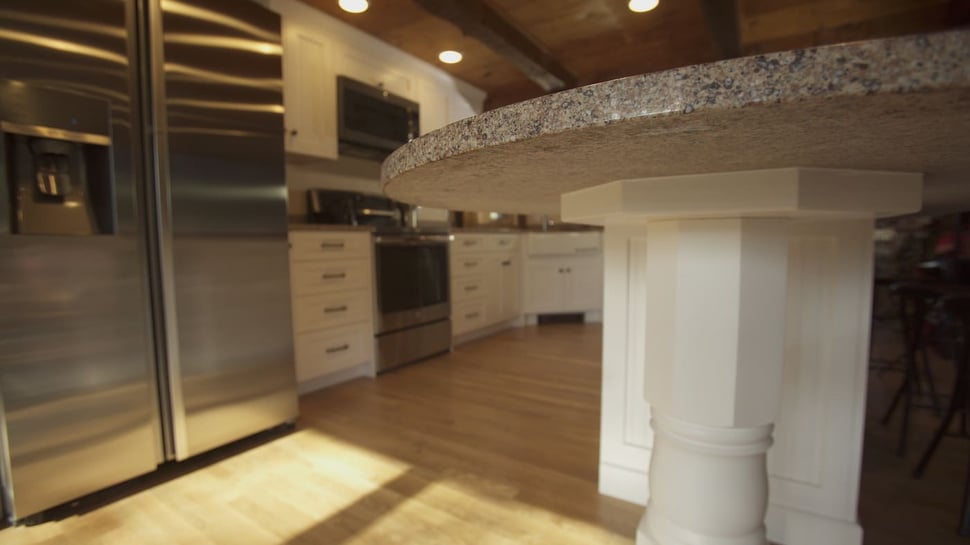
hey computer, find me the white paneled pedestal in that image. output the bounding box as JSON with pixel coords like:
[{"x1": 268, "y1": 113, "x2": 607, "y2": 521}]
[{"x1": 563, "y1": 168, "x2": 923, "y2": 545}]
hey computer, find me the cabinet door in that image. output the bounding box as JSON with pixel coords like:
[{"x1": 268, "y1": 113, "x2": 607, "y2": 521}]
[
  {"x1": 283, "y1": 26, "x2": 337, "y2": 159},
  {"x1": 566, "y1": 258, "x2": 603, "y2": 311},
  {"x1": 523, "y1": 260, "x2": 565, "y2": 313},
  {"x1": 499, "y1": 252, "x2": 521, "y2": 320},
  {"x1": 418, "y1": 79, "x2": 449, "y2": 134},
  {"x1": 483, "y1": 255, "x2": 503, "y2": 326}
]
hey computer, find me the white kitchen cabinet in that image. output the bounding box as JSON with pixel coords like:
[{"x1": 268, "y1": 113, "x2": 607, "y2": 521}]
[
  {"x1": 498, "y1": 253, "x2": 522, "y2": 320},
  {"x1": 418, "y1": 78, "x2": 449, "y2": 134},
  {"x1": 288, "y1": 230, "x2": 375, "y2": 392},
  {"x1": 450, "y1": 233, "x2": 522, "y2": 340},
  {"x1": 281, "y1": 22, "x2": 337, "y2": 159},
  {"x1": 522, "y1": 232, "x2": 603, "y2": 316}
]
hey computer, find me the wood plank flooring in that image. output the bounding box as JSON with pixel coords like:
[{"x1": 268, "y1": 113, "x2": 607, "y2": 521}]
[
  {"x1": 1, "y1": 322, "x2": 967, "y2": 545},
  {"x1": 0, "y1": 324, "x2": 641, "y2": 545}
]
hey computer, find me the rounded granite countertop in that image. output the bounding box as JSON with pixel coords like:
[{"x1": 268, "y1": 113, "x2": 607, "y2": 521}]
[{"x1": 382, "y1": 30, "x2": 970, "y2": 216}]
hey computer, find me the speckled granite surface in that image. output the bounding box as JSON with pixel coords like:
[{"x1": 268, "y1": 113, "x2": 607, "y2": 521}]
[{"x1": 382, "y1": 30, "x2": 970, "y2": 215}]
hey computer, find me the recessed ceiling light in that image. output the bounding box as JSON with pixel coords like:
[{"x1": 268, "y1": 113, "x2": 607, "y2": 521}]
[
  {"x1": 628, "y1": 0, "x2": 659, "y2": 13},
  {"x1": 438, "y1": 50, "x2": 463, "y2": 64},
  {"x1": 338, "y1": 0, "x2": 368, "y2": 14}
]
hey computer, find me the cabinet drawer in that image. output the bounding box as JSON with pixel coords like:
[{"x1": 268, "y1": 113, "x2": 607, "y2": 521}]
[
  {"x1": 452, "y1": 235, "x2": 486, "y2": 253},
  {"x1": 294, "y1": 323, "x2": 371, "y2": 381},
  {"x1": 485, "y1": 235, "x2": 519, "y2": 252},
  {"x1": 289, "y1": 232, "x2": 370, "y2": 261},
  {"x1": 292, "y1": 289, "x2": 370, "y2": 332},
  {"x1": 451, "y1": 275, "x2": 485, "y2": 303},
  {"x1": 452, "y1": 299, "x2": 487, "y2": 336},
  {"x1": 450, "y1": 255, "x2": 485, "y2": 275},
  {"x1": 290, "y1": 258, "x2": 369, "y2": 296}
]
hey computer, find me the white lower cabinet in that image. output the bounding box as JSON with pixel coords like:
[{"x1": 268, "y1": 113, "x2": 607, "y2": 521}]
[
  {"x1": 450, "y1": 233, "x2": 522, "y2": 339},
  {"x1": 289, "y1": 230, "x2": 375, "y2": 392},
  {"x1": 522, "y1": 232, "x2": 604, "y2": 315}
]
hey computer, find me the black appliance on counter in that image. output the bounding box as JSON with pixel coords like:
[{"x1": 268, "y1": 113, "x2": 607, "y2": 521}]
[
  {"x1": 306, "y1": 189, "x2": 452, "y2": 373},
  {"x1": 307, "y1": 189, "x2": 405, "y2": 227},
  {"x1": 337, "y1": 76, "x2": 419, "y2": 160}
]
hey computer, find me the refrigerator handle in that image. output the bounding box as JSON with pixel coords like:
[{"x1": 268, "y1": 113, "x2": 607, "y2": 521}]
[
  {"x1": 144, "y1": 0, "x2": 189, "y2": 461},
  {"x1": 0, "y1": 125, "x2": 8, "y2": 235}
]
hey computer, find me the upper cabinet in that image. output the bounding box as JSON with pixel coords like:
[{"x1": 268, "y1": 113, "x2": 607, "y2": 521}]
[
  {"x1": 265, "y1": 0, "x2": 485, "y2": 160},
  {"x1": 281, "y1": 24, "x2": 337, "y2": 159}
]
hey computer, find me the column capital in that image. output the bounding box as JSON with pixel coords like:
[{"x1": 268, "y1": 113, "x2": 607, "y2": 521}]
[{"x1": 562, "y1": 168, "x2": 922, "y2": 225}]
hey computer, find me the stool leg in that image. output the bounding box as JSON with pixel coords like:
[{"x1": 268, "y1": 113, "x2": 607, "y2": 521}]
[
  {"x1": 881, "y1": 377, "x2": 907, "y2": 425},
  {"x1": 899, "y1": 355, "x2": 915, "y2": 456},
  {"x1": 920, "y1": 345, "x2": 943, "y2": 416},
  {"x1": 914, "y1": 351, "x2": 969, "y2": 477},
  {"x1": 913, "y1": 379, "x2": 963, "y2": 476}
]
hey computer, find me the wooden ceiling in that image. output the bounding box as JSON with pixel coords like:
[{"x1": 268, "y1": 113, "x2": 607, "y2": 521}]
[{"x1": 301, "y1": 0, "x2": 970, "y2": 109}]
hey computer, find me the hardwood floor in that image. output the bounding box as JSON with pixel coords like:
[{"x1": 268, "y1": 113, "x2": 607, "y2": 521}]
[
  {"x1": 2, "y1": 322, "x2": 966, "y2": 545},
  {"x1": 0, "y1": 324, "x2": 641, "y2": 545}
]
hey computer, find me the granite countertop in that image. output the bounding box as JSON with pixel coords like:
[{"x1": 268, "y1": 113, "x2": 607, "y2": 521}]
[{"x1": 381, "y1": 30, "x2": 970, "y2": 215}]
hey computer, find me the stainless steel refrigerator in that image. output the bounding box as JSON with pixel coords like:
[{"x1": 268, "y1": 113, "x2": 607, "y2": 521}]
[{"x1": 0, "y1": 0, "x2": 298, "y2": 522}]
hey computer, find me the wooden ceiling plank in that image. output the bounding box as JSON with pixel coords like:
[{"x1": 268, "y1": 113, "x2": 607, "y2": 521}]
[
  {"x1": 698, "y1": 0, "x2": 742, "y2": 59},
  {"x1": 412, "y1": 0, "x2": 578, "y2": 91}
]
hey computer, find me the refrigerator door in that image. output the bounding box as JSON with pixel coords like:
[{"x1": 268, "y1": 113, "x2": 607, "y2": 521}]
[
  {"x1": 148, "y1": 0, "x2": 297, "y2": 460},
  {"x1": 0, "y1": 0, "x2": 160, "y2": 520}
]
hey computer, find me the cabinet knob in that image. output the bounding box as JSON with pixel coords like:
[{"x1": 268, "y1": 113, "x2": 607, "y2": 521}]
[{"x1": 289, "y1": 129, "x2": 298, "y2": 136}]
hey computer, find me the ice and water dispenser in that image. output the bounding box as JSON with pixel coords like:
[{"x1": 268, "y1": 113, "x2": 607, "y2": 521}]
[{"x1": 0, "y1": 80, "x2": 115, "y2": 235}]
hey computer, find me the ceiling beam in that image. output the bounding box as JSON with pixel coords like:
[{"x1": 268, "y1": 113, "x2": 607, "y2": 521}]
[
  {"x1": 697, "y1": 0, "x2": 741, "y2": 59},
  {"x1": 412, "y1": 0, "x2": 577, "y2": 92}
]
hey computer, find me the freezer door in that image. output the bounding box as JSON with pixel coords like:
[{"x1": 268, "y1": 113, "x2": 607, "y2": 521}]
[
  {"x1": 0, "y1": 0, "x2": 159, "y2": 520},
  {"x1": 149, "y1": 0, "x2": 297, "y2": 459}
]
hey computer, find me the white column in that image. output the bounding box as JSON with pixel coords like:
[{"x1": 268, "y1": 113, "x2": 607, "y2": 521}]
[{"x1": 563, "y1": 168, "x2": 922, "y2": 545}]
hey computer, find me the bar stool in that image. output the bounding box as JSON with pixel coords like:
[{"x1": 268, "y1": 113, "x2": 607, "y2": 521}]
[
  {"x1": 911, "y1": 294, "x2": 970, "y2": 534},
  {"x1": 880, "y1": 281, "x2": 945, "y2": 456}
]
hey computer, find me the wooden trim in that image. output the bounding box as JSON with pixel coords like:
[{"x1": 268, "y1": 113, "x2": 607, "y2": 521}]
[
  {"x1": 412, "y1": 0, "x2": 577, "y2": 91},
  {"x1": 698, "y1": 0, "x2": 741, "y2": 58}
]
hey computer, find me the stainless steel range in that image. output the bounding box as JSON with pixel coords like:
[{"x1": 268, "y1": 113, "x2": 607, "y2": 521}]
[
  {"x1": 373, "y1": 230, "x2": 452, "y2": 372},
  {"x1": 306, "y1": 190, "x2": 452, "y2": 373}
]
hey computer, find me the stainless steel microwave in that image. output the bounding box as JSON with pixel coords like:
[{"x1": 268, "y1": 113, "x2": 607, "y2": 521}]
[{"x1": 337, "y1": 75, "x2": 419, "y2": 160}]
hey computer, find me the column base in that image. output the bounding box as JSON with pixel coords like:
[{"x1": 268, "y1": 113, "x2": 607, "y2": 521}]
[{"x1": 638, "y1": 414, "x2": 773, "y2": 545}]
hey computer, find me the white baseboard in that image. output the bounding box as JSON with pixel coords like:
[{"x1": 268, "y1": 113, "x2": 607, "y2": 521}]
[
  {"x1": 766, "y1": 504, "x2": 862, "y2": 545},
  {"x1": 599, "y1": 463, "x2": 649, "y2": 505},
  {"x1": 297, "y1": 362, "x2": 372, "y2": 395}
]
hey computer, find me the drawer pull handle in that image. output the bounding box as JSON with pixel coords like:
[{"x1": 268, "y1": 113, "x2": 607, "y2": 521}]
[
  {"x1": 320, "y1": 241, "x2": 346, "y2": 249},
  {"x1": 462, "y1": 240, "x2": 477, "y2": 246},
  {"x1": 322, "y1": 272, "x2": 347, "y2": 280},
  {"x1": 499, "y1": 240, "x2": 510, "y2": 246},
  {"x1": 465, "y1": 312, "x2": 480, "y2": 319},
  {"x1": 326, "y1": 344, "x2": 350, "y2": 354},
  {"x1": 501, "y1": 260, "x2": 511, "y2": 266},
  {"x1": 463, "y1": 261, "x2": 477, "y2": 267},
  {"x1": 464, "y1": 285, "x2": 478, "y2": 292},
  {"x1": 324, "y1": 305, "x2": 348, "y2": 313}
]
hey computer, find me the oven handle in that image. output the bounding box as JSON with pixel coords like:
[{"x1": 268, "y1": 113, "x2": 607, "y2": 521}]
[{"x1": 374, "y1": 235, "x2": 453, "y2": 245}]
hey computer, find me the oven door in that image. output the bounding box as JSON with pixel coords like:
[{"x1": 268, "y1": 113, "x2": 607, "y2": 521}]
[{"x1": 374, "y1": 234, "x2": 450, "y2": 334}]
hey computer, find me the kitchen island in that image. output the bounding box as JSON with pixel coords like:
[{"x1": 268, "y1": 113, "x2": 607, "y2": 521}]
[{"x1": 381, "y1": 30, "x2": 970, "y2": 545}]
